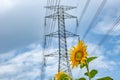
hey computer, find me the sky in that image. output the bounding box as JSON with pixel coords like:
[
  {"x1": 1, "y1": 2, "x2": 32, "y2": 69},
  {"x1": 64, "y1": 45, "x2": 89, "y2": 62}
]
[{"x1": 0, "y1": 0, "x2": 120, "y2": 80}]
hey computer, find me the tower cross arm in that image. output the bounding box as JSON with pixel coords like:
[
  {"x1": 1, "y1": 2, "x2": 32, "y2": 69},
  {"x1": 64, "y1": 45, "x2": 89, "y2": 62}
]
[
  {"x1": 45, "y1": 12, "x2": 77, "y2": 19},
  {"x1": 45, "y1": 5, "x2": 76, "y2": 11}
]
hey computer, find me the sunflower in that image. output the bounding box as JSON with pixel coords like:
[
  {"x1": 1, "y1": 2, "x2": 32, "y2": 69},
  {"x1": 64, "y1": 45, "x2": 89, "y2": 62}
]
[
  {"x1": 70, "y1": 40, "x2": 88, "y2": 68},
  {"x1": 55, "y1": 71, "x2": 72, "y2": 80}
]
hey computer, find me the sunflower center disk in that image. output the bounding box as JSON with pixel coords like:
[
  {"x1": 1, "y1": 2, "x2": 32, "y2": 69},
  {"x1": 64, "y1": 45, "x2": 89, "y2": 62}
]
[{"x1": 75, "y1": 51, "x2": 82, "y2": 61}]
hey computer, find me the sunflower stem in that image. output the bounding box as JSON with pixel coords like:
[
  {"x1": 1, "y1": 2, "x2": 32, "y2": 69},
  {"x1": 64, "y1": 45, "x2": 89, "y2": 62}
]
[{"x1": 85, "y1": 60, "x2": 91, "y2": 80}]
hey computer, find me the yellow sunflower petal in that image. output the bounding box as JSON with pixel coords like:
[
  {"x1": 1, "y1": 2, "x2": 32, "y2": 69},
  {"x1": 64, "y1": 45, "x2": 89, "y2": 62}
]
[{"x1": 70, "y1": 40, "x2": 88, "y2": 68}]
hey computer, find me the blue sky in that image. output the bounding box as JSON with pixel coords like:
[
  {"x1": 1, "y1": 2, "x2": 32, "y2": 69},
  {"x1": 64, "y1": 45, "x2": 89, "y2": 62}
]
[{"x1": 0, "y1": 0, "x2": 120, "y2": 80}]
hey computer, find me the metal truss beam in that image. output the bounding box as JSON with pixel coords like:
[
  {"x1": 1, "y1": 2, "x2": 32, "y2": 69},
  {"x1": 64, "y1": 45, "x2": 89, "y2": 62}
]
[{"x1": 45, "y1": 30, "x2": 79, "y2": 38}]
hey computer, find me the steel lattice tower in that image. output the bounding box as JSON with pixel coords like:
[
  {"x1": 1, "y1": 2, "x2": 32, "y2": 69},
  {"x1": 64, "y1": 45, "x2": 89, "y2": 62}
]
[{"x1": 45, "y1": 5, "x2": 78, "y2": 76}]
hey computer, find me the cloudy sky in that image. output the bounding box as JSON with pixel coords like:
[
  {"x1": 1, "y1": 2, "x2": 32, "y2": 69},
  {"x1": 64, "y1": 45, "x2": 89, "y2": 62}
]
[{"x1": 0, "y1": 0, "x2": 120, "y2": 80}]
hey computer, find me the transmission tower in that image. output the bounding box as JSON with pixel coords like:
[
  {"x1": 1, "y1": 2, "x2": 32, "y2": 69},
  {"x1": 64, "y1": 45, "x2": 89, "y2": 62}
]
[{"x1": 44, "y1": 5, "x2": 79, "y2": 77}]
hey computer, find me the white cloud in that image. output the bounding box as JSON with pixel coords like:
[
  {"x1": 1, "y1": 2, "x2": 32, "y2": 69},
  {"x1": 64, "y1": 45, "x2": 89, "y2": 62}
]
[
  {"x1": 91, "y1": 0, "x2": 120, "y2": 36},
  {"x1": 93, "y1": 21, "x2": 120, "y2": 36},
  {"x1": 106, "y1": 44, "x2": 120, "y2": 55},
  {"x1": 87, "y1": 43, "x2": 105, "y2": 56},
  {"x1": 0, "y1": 50, "x2": 16, "y2": 63},
  {"x1": 45, "y1": 42, "x2": 118, "y2": 79},
  {"x1": 87, "y1": 43, "x2": 117, "y2": 70},
  {"x1": 0, "y1": 41, "x2": 118, "y2": 80},
  {"x1": 0, "y1": 44, "x2": 42, "y2": 80},
  {"x1": 0, "y1": 43, "x2": 59, "y2": 80},
  {"x1": 0, "y1": 64, "x2": 17, "y2": 74},
  {"x1": 90, "y1": 56, "x2": 116, "y2": 70}
]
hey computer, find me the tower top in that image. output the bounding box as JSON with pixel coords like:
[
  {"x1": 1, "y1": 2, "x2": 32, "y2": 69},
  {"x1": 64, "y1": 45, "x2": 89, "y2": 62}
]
[{"x1": 45, "y1": 5, "x2": 76, "y2": 11}]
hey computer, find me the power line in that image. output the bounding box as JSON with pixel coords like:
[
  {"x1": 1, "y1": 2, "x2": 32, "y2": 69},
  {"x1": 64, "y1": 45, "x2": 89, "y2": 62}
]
[
  {"x1": 40, "y1": 0, "x2": 58, "y2": 80},
  {"x1": 45, "y1": 0, "x2": 55, "y2": 48},
  {"x1": 83, "y1": 0, "x2": 107, "y2": 40},
  {"x1": 111, "y1": 16, "x2": 120, "y2": 33},
  {"x1": 45, "y1": 0, "x2": 61, "y2": 59},
  {"x1": 91, "y1": 15, "x2": 120, "y2": 54},
  {"x1": 75, "y1": 0, "x2": 91, "y2": 34},
  {"x1": 46, "y1": 0, "x2": 60, "y2": 52},
  {"x1": 44, "y1": 0, "x2": 61, "y2": 66},
  {"x1": 78, "y1": 0, "x2": 91, "y2": 26},
  {"x1": 45, "y1": 0, "x2": 56, "y2": 49},
  {"x1": 72, "y1": 0, "x2": 91, "y2": 45},
  {"x1": 41, "y1": 0, "x2": 61, "y2": 80},
  {"x1": 44, "y1": 0, "x2": 53, "y2": 50}
]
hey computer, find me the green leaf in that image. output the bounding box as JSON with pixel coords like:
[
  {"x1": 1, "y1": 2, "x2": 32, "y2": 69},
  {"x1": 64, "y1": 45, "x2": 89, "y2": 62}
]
[
  {"x1": 84, "y1": 69, "x2": 98, "y2": 78},
  {"x1": 87, "y1": 56, "x2": 97, "y2": 63},
  {"x1": 90, "y1": 69, "x2": 98, "y2": 78},
  {"x1": 97, "y1": 76, "x2": 113, "y2": 80},
  {"x1": 80, "y1": 57, "x2": 97, "y2": 69},
  {"x1": 80, "y1": 64, "x2": 86, "y2": 69},
  {"x1": 60, "y1": 74, "x2": 72, "y2": 80},
  {"x1": 76, "y1": 77, "x2": 86, "y2": 80},
  {"x1": 84, "y1": 72, "x2": 88, "y2": 76}
]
